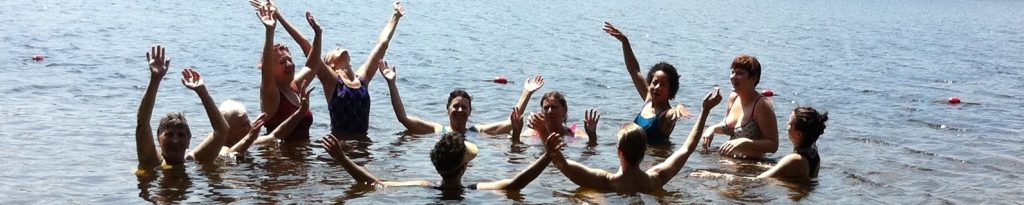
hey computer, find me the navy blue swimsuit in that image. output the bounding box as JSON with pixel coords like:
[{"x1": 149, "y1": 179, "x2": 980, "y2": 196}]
[{"x1": 328, "y1": 77, "x2": 370, "y2": 136}]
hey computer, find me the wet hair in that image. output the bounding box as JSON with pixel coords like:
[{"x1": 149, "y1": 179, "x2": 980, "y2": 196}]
[
  {"x1": 731, "y1": 54, "x2": 762, "y2": 86},
  {"x1": 646, "y1": 62, "x2": 681, "y2": 100},
  {"x1": 431, "y1": 132, "x2": 467, "y2": 178},
  {"x1": 541, "y1": 91, "x2": 568, "y2": 122},
  {"x1": 792, "y1": 106, "x2": 828, "y2": 149},
  {"x1": 322, "y1": 48, "x2": 350, "y2": 68},
  {"x1": 446, "y1": 89, "x2": 473, "y2": 109},
  {"x1": 157, "y1": 112, "x2": 190, "y2": 137},
  {"x1": 617, "y1": 124, "x2": 647, "y2": 166}
]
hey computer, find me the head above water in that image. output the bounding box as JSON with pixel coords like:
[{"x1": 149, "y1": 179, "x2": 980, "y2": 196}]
[
  {"x1": 646, "y1": 62, "x2": 681, "y2": 101},
  {"x1": 730, "y1": 54, "x2": 761, "y2": 88},
  {"x1": 323, "y1": 48, "x2": 352, "y2": 71},
  {"x1": 219, "y1": 100, "x2": 250, "y2": 146},
  {"x1": 617, "y1": 123, "x2": 647, "y2": 167},
  {"x1": 157, "y1": 112, "x2": 191, "y2": 164},
  {"x1": 272, "y1": 44, "x2": 296, "y2": 85},
  {"x1": 540, "y1": 91, "x2": 568, "y2": 124},
  {"x1": 789, "y1": 106, "x2": 828, "y2": 149},
  {"x1": 430, "y1": 132, "x2": 478, "y2": 181},
  {"x1": 446, "y1": 89, "x2": 473, "y2": 127}
]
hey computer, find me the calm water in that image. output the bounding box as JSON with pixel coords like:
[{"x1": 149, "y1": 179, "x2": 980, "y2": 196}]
[{"x1": 2, "y1": 0, "x2": 1022, "y2": 204}]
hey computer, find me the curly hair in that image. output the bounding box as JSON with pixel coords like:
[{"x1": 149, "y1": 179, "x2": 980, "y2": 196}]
[
  {"x1": 646, "y1": 62, "x2": 681, "y2": 100},
  {"x1": 446, "y1": 89, "x2": 473, "y2": 109},
  {"x1": 431, "y1": 132, "x2": 467, "y2": 178}
]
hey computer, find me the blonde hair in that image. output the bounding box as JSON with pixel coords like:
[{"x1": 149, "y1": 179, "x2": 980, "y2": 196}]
[{"x1": 617, "y1": 123, "x2": 647, "y2": 166}]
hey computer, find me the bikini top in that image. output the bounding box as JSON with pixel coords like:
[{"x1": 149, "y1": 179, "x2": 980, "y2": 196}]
[{"x1": 723, "y1": 96, "x2": 764, "y2": 140}]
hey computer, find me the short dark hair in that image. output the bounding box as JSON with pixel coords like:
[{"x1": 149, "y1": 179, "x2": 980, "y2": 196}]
[
  {"x1": 646, "y1": 62, "x2": 681, "y2": 100},
  {"x1": 447, "y1": 89, "x2": 472, "y2": 109},
  {"x1": 431, "y1": 132, "x2": 467, "y2": 178},
  {"x1": 618, "y1": 124, "x2": 647, "y2": 166},
  {"x1": 157, "y1": 112, "x2": 190, "y2": 137},
  {"x1": 793, "y1": 106, "x2": 828, "y2": 149},
  {"x1": 731, "y1": 55, "x2": 762, "y2": 86}
]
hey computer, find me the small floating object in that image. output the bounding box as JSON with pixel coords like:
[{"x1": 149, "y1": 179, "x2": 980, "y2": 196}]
[
  {"x1": 947, "y1": 96, "x2": 961, "y2": 104},
  {"x1": 31, "y1": 54, "x2": 44, "y2": 62},
  {"x1": 492, "y1": 76, "x2": 508, "y2": 84},
  {"x1": 761, "y1": 89, "x2": 775, "y2": 97}
]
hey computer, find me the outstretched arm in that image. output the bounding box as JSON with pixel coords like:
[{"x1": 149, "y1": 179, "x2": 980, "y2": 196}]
[
  {"x1": 249, "y1": 0, "x2": 311, "y2": 54},
  {"x1": 322, "y1": 135, "x2": 383, "y2": 184},
  {"x1": 355, "y1": 1, "x2": 405, "y2": 83},
  {"x1": 474, "y1": 75, "x2": 544, "y2": 135},
  {"x1": 475, "y1": 153, "x2": 551, "y2": 190},
  {"x1": 303, "y1": 11, "x2": 340, "y2": 102},
  {"x1": 701, "y1": 93, "x2": 734, "y2": 153},
  {"x1": 545, "y1": 133, "x2": 613, "y2": 190},
  {"x1": 604, "y1": 22, "x2": 647, "y2": 101},
  {"x1": 648, "y1": 88, "x2": 722, "y2": 186},
  {"x1": 228, "y1": 114, "x2": 267, "y2": 155},
  {"x1": 136, "y1": 45, "x2": 170, "y2": 170},
  {"x1": 257, "y1": 5, "x2": 281, "y2": 118},
  {"x1": 182, "y1": 68, "x2": 231, "y2": 163},
  {"x1": 379, "y1": 63, "x2": 442, "y2": 134}
]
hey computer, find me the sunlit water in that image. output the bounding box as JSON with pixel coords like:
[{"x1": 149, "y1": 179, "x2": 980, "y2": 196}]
[{"x1": 1, "y1": 0, "x2": 1022, "y2": 204}]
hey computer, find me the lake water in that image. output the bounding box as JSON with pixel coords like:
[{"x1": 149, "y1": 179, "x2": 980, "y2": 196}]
[{"x1": 1, "y1": 0, "x2": 1022, "y2": 204}]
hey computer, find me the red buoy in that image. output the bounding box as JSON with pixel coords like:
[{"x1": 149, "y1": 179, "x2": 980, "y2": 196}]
[
  {"x1": 493, "y1": 76, "x2": 508, "y2": 84},
  {"x1": 762, "y1": 89, "x2": 775, "y2": 97},
  {"x1": 948, "y1": 96, "x2": 961, "y2": 104},
  {"x1": 32, "y1": 54, "x2": 44, "y2": 62}
]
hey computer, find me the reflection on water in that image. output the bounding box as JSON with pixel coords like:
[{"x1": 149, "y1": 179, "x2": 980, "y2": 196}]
[{"x1": 136, "y1": 167, "x2": 191, "y2": 204}]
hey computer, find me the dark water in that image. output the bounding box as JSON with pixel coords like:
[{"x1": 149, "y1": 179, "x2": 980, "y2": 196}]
[{"x1": 2, "y1": 0, "x2": 1022, "y2": 204}]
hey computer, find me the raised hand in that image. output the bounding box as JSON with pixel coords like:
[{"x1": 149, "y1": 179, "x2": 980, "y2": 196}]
[
  {"x1": 256, "y1": 4, "x2": 277, "y2": 28},
  {"x1": 603, "y1": 22, "x2": 628, "y2": 42},
  {"x1": 393, "y1": 1, "x2": 405, "y2": 17},
  {"x1": 321, "y1": 134, "x2": 346, "y2": 161},
  {"x1": 378, "y1": 59, "x2": 396, "y2": 82},
  {"x1": 702, "y1": 87, "x2": 723, "y2": 111},
  {"x1": 523, "y1": 75, "x2": 544, "y2": 93},
  {"x1": 146, "y1": 45, "x2": 170, "y2": 79},
  {"x1": 584, "y1": 108, "x2": 600, "y2": 136},
  {"x1": 669, "y1": 104, "x2": 693, "y2": 121},
  {"x1": 297, "y1": 80, "x2": 314, "y2": 111},
  {"x1": 543, "y1": 132, "x2": 566, "y2": 156},
  {"x1": 248, "y1": 113, "x2": 268, "y2": 137},
  {"x1": 306, "y1": 11, "x2": 321, "y2": 35},
  {"x1": 510, "y1": 107, "x2": 524, "y2": 132},
  {"x1": 248, "y1": 0, "x2": 277, "y2": 13},
  {"x1": 180, "y1": 67, "x2": 205, "y2": 91},
  {"x1": 528, "y1": 112, "x2": 550, "y2": 136}
]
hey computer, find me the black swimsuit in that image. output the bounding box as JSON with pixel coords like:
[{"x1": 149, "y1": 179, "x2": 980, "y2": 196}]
[{"x1": 795, "y1": 145, "x2": 820, "y2": 178}]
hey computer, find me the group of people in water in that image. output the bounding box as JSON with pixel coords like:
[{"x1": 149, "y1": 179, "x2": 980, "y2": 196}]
[{"x1": 134, "y1": 0, "x2": 830, "y2": 195}]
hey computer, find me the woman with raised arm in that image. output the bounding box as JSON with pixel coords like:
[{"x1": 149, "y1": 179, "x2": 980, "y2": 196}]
[
  {"x1": 134, "y1": 45, "x2": 230, "y2": 174},
  {"x1": 254, "y1": 4, "x2": 313, "y2": 141},
  {"x1": 757, "y1": 106, "x2": 827, "y2": 179},
  {"x1": 700, "y1": 55, "x2": 780, "y2": 159},
  {"x1": 249, "y1": 0, "x2": 405, "y2": 136},
  {"x1": 543, "y1": 87, "x2": 721, "y2": 194},
  {"x1": 603, "y1": 22, "x2": 692, "y2": 145},
  {"x1": 378, "y1": 62, "x2": 544, "y2": 136},
  {"x1": 518, "y1": 91, "x2": 601, "y2": 146}
]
